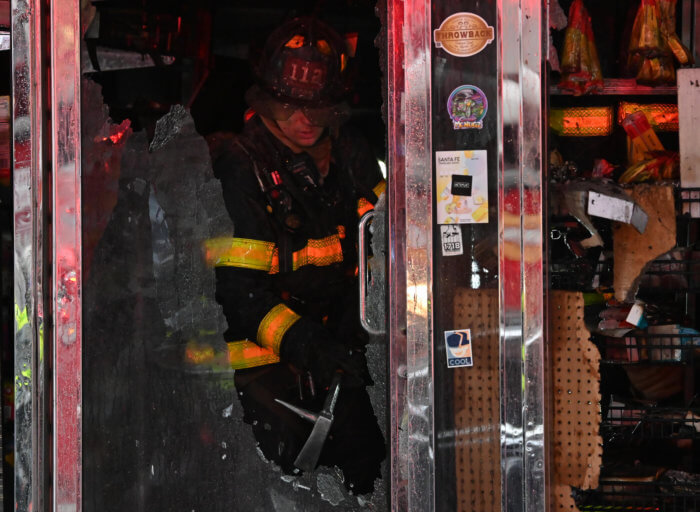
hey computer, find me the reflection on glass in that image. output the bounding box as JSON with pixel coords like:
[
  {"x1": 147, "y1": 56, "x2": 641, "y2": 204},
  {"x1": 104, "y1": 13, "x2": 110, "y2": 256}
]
[
  {"x1": 430, "y1": 0, "x2": 502, "y2": 510},
  {"x1": 208, "y1": 16, "x2": 386, "y2": 497},
  {"x1": 80, "y1": 5, "x2": 388, "y2": 511}
]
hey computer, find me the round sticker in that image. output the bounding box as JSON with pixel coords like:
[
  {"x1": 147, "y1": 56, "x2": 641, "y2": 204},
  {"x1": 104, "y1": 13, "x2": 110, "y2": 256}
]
[
  {"x1": 433, "y1": 12, "x2": 495, "y2": 57},
  {"x1": 447, "y1": 85, "x2": 488, "y2": 130}
]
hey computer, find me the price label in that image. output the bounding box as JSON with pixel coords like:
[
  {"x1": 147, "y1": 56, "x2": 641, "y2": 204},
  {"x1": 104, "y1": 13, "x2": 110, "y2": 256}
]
[{"x1": 679, "y1": 69, "x2": 700, "y2": 192}]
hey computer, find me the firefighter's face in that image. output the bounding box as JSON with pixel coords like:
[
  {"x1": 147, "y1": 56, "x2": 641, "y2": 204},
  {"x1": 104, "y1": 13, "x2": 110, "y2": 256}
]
[{"x1": 276, "y1": 110, "x2": 325, "y2": 147}]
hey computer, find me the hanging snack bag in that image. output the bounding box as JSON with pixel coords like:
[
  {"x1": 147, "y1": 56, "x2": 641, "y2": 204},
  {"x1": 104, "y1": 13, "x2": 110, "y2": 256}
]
[
  {"x1": 559, "y1": 0, "x2": 604, "y2": 95},
  {"x1": 658, "y1": 0, "x2": 693, "y2": 66},
  {"x1": 628, "y1": 0, "x2": 693, "y2": 85}
]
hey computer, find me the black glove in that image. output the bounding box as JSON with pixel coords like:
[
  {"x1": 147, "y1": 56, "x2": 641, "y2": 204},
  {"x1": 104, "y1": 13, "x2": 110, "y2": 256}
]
[
  {"x1": 280, "y1": 320, "x2": 373, "y2": 389},
  {"x1": 305, "y1": 339, "x2": 372, "y2": 389}
]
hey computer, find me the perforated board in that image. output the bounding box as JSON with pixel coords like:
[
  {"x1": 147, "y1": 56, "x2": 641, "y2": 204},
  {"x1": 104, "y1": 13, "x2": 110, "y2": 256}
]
[
  {"x1": 550, "y1": 290, "x2": 602, "y2": 511},
  {"x1": 453, "y1": 288, "x2": 501, "y2": 512}
]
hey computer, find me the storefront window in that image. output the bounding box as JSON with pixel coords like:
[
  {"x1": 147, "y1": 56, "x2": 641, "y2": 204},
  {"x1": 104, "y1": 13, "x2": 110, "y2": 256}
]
[{"x1": 80, "y1": 3, "x2": 387, "y2": 510}]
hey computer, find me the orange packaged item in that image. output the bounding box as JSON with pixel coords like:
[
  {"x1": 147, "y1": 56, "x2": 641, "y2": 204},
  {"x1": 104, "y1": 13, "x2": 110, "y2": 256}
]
[
  {"x1": 617, "y1": 102, "x2": 678, "y2": 132},
  {"x1": 658, "y1": 0, "x2": 693, "y2": 65},
  {"x1": 550, "y1": 106, "x2": 613, "y2": 137},
  {"x1": 621, "y1": 111, "x2": 665, "y2": 164},
  {"x1": 559, "y1": 0, "x2": 603, "y2": 95},
  {"x1": 629, "y1": 0, "x2": 664, "y2": 53},
  {"x1": 619, "y1": 151, "x2": 679, "y2": 183},
  {"x1": 628, "y1": 0, "x2": 693, "y2": 85}
]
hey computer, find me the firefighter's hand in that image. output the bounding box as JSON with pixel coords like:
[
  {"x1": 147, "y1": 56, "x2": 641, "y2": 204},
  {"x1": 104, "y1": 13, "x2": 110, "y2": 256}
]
[{"x1": 308, "y1": 340, "x2": 370, "y2": 389}]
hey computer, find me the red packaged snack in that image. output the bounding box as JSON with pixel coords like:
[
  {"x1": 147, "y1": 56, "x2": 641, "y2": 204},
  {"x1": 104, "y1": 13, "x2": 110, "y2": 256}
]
[{"x1": 559, "y1": 0, "x2": 604, "y2": 95}]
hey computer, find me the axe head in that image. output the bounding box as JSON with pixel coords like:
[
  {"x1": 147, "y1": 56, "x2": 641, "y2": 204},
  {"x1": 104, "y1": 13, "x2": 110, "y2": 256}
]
[{"x1": 275, "y1": 372, "x2": 342, "y2": 472}]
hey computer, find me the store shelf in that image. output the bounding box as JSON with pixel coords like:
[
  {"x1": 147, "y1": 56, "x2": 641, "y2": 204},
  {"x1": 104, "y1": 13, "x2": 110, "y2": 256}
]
[
  {"x1": 551, "y1": 255, "x2": 700, "y2": 293},
  {"x1": 547, "y1": 1, "x2": 699, "y2": 510},
  {"x1": 603, "y1": 405, "x2": 700, "y2": 440},
  {"x1": 551, "y1": 79, "x2": 678, "y2": 96},
  {"x1": 574, "y1": 478, "x2": 700, "y2": 511}
]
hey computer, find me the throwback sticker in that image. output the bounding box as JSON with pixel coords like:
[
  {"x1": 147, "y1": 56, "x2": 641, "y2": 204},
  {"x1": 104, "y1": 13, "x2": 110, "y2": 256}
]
[
  {"x1": 445, "y1": 329, "x2": 473, "y2": 368},
  {"x1": 433, "y1": 12, "x2": 495, "y2": 57},
  {"x1": 440, "y1": 225, "x2": 463, "y2": 256},
  {"x1": 436, "y1": 150, "x2": 488, "y2": 225},
  {"x1": 448, "y1": 85, "x2": 488, "y2": 130}
]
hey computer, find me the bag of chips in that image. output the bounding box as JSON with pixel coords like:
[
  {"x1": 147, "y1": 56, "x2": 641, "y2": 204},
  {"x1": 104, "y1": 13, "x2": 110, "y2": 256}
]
[
  {"x1": 559, "y1": 0, "x2": 604, "y2": 95},
  {"x1": 658, "y1": 0, "x2": 693, "y2": 65},
  {"x1": 628, "y1": 0, "x2": 693, "y2": 85},
  {"x1": 619, "y1": 152, "x2": 679, "y2": 183}
]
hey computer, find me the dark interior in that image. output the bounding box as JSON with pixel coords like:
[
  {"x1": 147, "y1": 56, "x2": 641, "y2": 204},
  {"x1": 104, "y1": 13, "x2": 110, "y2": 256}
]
[{"x1": 84, "y1": 0, "x2": 385, "y2": 158}]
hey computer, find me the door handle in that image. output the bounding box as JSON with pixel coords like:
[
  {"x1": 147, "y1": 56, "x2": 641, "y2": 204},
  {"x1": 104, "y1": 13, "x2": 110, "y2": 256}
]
[{"x1": 358, "y1": 210, "x2": 385, "y2": 335}]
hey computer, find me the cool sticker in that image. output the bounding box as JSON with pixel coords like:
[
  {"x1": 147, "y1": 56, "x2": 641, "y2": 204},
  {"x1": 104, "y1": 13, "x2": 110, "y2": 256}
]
[
  {"x1": 433, "y1": 12, "x2": 495, "y2": 57},
  {"x1": 444, "y1": 329, "x2": 473, "y2": 368},
  {"x1": 448, "y1": 85, "x2": 487, "y2": 130}
]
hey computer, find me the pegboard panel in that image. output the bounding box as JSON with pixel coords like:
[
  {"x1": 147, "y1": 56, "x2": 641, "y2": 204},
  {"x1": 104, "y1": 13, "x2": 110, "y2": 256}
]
[
  {"x1": 550, "y1": 290, "x2": 602, "y2": 511},
  {"x1": 453, "y1": 288, "x2": 501, "y2": 512}
]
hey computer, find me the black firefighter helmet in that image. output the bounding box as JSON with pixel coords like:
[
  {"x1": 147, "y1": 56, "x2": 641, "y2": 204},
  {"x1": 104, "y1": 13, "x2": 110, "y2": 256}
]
[{"x1": 245, "y1": 17, "x2": 355, "y2": 127}]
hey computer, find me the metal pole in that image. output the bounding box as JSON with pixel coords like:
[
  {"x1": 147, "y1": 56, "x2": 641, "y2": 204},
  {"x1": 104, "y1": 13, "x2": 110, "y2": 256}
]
[
  {"x1": 12, "y1": 0, "x2": 47, "y2": 509},
  {"x1": 50, "y1": 0, "x2": 82, "y2": 510},
  {"x1": 403, "y1": 1, "x2": 435, "y2": 510}
]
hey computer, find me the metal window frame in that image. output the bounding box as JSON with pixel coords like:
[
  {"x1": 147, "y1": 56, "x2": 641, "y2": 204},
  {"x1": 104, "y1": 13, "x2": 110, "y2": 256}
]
[
  {"x1": 395, "y1": 0, "x2": 436, "y2": 510},
  {"x1": 12, "y1": 0, "x2": 49, "y2": 510},
  {"x1": 385, "y1": 0, "x2": 410, "y2": 508},
  {"x1": 50, "y1": 0, "x2": 83, "y2": 510},
  {"x1": 13, "y1": 0, "x2": 83, "y2": 510},
  {"x1": 497, "y1": 1, "x2": 546, "y2": 511},
  {"x1": 13, "y1": 0, "x2": 547, "y2": 510},
  {"x1": 386, "y1": 1, "x2": 546, "y2": 511}
]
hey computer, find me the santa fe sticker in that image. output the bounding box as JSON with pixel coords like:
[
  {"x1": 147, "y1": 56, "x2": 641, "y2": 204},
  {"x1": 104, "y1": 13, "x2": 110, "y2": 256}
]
[
  {"x1": 433, "y1": 12, "x2": 494, "y2": 57},
  {"x1": 444, "y1": 329, "x2": 473, "y2": 368},
  {"x1": 448, "y1": 85, "x2": 487, "y2": 130}
]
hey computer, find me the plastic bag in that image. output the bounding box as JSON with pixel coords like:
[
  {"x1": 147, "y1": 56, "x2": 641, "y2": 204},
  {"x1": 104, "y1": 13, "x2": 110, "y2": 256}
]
[
  {"x1": 559, "y1": 0, "x2": 603, "y2": 95},
  {"x1": 628, "y1": 0, "x2": 693, "y2": 85}
]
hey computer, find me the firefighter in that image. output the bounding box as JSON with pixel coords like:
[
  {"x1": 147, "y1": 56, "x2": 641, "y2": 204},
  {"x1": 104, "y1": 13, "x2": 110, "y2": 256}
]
[{"x1": 207, "y1": 17, "x2": 386, "y2": 494}]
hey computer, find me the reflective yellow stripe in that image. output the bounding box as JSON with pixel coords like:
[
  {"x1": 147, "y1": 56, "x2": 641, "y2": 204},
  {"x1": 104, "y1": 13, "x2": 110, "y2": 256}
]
[
  {"x1": 227, "y1": 340, "x2": 280, "y2": 369},
  {"x1": 373, "y1": 180, "x2": 386, "y2": 198},
  {"x1": 182, "y1": 339, "x2": 279, "y2": 370},
  {"x1": 204, "y1": 237, "x2": 276, "y2": 271},
  {"x1": 257, "y1": 303, "x2": 300, "y2": 354},
  {"x1": 15, "y1": 304, "x2": 28, "y2": 331},
  {"x1": 279, "y1": 229, "x2": 344, "y2": 272},
  {"x1": 357, "y1": 197, "x2": 374, "y2": 217},
  {"x1": 185, "y1": 342, "x2": 217, "y2": 364},
  {"x1": 207, "y1": 227, "x2": 344, "y2": 274}
]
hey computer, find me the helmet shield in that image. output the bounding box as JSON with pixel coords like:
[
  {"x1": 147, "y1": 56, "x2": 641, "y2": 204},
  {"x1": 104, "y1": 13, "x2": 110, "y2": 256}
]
[{"x1": 245, "y1": 85, "x2": 350, "y2": 127}]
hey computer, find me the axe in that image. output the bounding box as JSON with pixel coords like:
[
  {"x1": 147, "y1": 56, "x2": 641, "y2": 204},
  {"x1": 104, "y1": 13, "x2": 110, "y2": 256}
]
[{"x1": 274, "y1": 371, "x2": 342, "y2": 472}]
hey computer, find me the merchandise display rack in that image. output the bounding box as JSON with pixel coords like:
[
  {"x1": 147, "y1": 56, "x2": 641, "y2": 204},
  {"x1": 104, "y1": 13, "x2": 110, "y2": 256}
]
[
  {"x1": 551, "y1": 78, "x2": 678, "y2": 96},
  {"x1": 574, "y1": 480, "x2": 700, "y2": 511},
  {"x1": 602, "y1": 403, "x2": 700, "y2": 439},
  {"x1": 547, "y1": 0, "x2": 700, "y2": 509}
]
